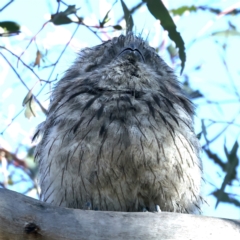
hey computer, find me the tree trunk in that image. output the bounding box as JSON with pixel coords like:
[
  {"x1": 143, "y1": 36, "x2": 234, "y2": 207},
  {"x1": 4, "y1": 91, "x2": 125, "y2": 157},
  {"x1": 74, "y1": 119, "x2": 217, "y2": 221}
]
[{"x1": 0, "y1": 189, "x2": 239, "y2": 240}]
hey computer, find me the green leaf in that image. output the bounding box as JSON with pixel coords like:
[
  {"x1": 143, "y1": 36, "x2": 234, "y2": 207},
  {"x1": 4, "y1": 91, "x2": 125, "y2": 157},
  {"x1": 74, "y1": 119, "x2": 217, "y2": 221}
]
[
  {"x1": 22, "y1": 90, "x2": 33, "y2": 107},
  {"x1": 189, "y1": 90, "x2": 203, "y2": 99},
  {"x1": 212, "y1": 190, "x2": 240, "y2": 208},
  {"x1": 196, "y1": 132, "x2": 201, "y2": 140},
  {"x1": 120, "y1": 0, "x2": 134, "y2": 33},
  {"x1": 51, "y1": 5, "x2": 77, "y2": 25},
  {"x1": 8, "y1": 176, "x2": 14, "y2": 185},
  {"x1": 170, "y1": 5, "x2": 240, "y2": 18},
  {"x1": 62, "y1": 5, "x2": 77, "y2": 15},
  {"x1": 224, "y1": 140, "x2": 238, "y2": 181},
  {"x1": 24, "y1": 96, "x2": 37, "y2": 119},
  {"x1": 113, "y1": 25, "x2": 122, "y2": 30},
  {"x1": 182, "y1": 78, "x2": 203, "y2": 99},
  {"x1": 204, "y1": 148, "x2": 226, "y2": 171},
  {"x1": 228, "y1": 141, "x2": 239, "y2": 163},
  {"x1": 170, "y1": 6, "x2": 197, "y2": 16},
  {"x1": 211, "y1": 29, "x2": 240, "y2": 37},
  {"x1": 51, "y1": 14, "x2": 72, "y2": 25},
  {"x1": 22, "y1": 90, "x2": 37, "y2": 119},
  {"x1": 215, "y1": 141, "x2": 239, "y2": 207},
  {"x1": 143, "y1": 0, "x2": 186, "y2": 74},
  {"x1": 0, "y1": 21, "x2": 20, "y2": 37},
  {"x1": 201, "y1": 119, "x2": 208, "y2": 144},
  {"x1": 99, "y1": 9, "x2": 111, "y2": 28}
]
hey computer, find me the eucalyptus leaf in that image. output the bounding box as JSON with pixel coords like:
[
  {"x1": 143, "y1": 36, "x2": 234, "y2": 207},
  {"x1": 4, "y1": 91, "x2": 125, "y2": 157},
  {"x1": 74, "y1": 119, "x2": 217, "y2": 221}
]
[
  {"x1": 0, "y1": 21, "x2": 20, "y2": 37},
  {"x1": 143, "y1": 0, "x2": 186, "y2": 74},
  {"x1": 121, "y1": 0, "x2": 134, "y2": 33}
]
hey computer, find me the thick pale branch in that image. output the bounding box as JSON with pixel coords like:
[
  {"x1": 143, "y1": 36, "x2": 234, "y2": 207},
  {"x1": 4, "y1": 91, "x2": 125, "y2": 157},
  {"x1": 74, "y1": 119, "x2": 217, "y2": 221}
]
[{"x1": 0, "y1": 189, "x2": 239, "y2": 240}]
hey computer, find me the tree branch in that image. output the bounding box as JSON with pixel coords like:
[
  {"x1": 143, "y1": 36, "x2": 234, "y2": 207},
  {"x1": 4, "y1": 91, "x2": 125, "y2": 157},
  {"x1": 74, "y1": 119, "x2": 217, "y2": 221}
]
[{"x1": 0, "y1": 189, "x2": 239, "y2": 239}]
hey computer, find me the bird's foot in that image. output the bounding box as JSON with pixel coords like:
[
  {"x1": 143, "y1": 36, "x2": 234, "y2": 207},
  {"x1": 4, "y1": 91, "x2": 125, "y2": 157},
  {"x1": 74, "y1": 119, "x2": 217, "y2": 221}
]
[
  {"x1": 155, "y1": 205, "x2": 161, "y2": 213},
  {"x1": 142, "y1": 207, "x2": 148, "y2": 212},
  {"x1": 85, "y1": 201, "x2": 92, "y2": 210},
  {"x1": 142, "y1": 205, "x2": 161, "y2": 213}
]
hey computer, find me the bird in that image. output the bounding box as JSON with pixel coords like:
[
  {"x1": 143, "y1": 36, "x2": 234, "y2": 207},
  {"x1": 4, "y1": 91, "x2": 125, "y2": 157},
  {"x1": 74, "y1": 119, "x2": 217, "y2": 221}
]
[{"x1": 34, "y1": 33, "x2": 203, "y2": 213}]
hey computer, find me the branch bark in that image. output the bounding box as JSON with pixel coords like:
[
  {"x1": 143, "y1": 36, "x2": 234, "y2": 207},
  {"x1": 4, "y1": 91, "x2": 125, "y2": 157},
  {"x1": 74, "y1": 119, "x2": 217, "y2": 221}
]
[{"x1": 0, "y1": 189, "x2": 239, "y2": 240}]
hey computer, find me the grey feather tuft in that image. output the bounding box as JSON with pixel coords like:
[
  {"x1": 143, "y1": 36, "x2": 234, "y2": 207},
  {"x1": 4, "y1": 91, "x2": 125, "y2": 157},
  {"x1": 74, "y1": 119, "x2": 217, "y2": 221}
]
[{"x1": 35, "y1": 33, "x2": 203, "y2": 213}]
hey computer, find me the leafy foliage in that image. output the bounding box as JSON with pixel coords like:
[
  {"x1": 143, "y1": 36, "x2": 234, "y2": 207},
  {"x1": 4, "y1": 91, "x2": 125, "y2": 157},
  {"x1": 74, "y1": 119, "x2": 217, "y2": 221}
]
[
  {"x1": 143, "y1": 0, "x2": 186, "y2": 74},
  {"x1": 0, "y1": 0, "x2": 239, "y2": 216},
  {"x1": 0, "y1": 21, "x2": 20, "y2": 37},
  {"x1": 120, "y1": 0, "x2": 134, "y2": 32},
  {"x1": 51, "y1": 5, "x2": 77, "y2": 25}
]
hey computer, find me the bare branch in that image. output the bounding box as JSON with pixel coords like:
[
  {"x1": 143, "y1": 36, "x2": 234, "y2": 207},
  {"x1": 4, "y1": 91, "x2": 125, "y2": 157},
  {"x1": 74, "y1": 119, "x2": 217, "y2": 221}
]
[
  {"x1": 0, "y1": 189, "x2": 239, "y2": 240},
  {"x1": 0, "y1": 0, "x2": 14, "y2": 12}
]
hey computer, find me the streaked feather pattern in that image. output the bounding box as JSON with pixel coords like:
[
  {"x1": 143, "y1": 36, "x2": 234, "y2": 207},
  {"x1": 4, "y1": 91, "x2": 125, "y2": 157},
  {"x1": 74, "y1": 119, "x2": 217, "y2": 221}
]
[{"x1": 35, "y1": 33, "x2": 203, "y2": 213}]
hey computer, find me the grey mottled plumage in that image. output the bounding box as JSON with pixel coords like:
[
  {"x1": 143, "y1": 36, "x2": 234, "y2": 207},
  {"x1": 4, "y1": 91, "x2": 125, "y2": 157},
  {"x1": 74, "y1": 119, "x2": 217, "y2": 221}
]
[{"x1": 35, "y1": 33, "x2": 202, "y2": 213}]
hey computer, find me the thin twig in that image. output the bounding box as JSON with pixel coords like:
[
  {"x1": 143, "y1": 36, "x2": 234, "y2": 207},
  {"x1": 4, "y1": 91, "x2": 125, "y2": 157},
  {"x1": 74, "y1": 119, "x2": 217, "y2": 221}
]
[
  {"x1": 17, "y1": 21, "x2": 50, "y2": 67},
  {"x1": 202, "y1": 110, "x2": 240, "y2": 149},
  {"x1": 0, "y1": 53, "x2": 47, "y2": 120},
  {"x1": 0, "y1": 46, "x2": 49, "y2": 83},
  {"x1": 0, "y1": 0, "x2": 14, "y2": 12},
  {"x1": 35, "y1": 22, "x2": 81, "y2": 97}
]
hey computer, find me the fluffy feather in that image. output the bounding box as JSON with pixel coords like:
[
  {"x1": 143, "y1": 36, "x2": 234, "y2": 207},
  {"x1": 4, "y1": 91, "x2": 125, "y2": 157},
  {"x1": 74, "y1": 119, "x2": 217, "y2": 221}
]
[{"x1": 35, "y1": 33, "x2": 203, "y2": 213}]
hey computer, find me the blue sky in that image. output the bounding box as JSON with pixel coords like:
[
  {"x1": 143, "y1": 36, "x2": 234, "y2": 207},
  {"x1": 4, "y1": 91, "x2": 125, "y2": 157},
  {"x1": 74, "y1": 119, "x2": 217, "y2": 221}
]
[{"x1": 0, "y1": 0, "x2": 240, "y2": 219}]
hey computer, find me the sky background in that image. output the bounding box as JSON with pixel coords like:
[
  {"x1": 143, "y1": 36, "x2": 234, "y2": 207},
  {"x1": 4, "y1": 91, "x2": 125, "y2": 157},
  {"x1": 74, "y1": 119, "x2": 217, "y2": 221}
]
[{"x1": 0, "y1": 0, "x2": 240, "y2": 219}]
